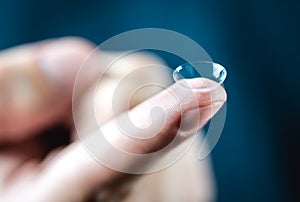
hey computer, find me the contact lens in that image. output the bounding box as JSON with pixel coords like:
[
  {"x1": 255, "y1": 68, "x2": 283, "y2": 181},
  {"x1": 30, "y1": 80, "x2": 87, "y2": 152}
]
[{"x1": 173, "y1": 61, "x2": 227, "y2": 91}]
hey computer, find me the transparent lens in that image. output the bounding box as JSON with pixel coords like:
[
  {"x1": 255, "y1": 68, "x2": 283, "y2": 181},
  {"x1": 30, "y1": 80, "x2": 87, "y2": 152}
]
[{"x1": 173, "y1": 61, "x2": 227, "y2": 91}]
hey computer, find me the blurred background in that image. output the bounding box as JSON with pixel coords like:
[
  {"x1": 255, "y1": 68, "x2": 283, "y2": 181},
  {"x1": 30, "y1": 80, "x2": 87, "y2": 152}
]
[{"x1": 0, "y1": 0, "x2": 299, "y2": 201}]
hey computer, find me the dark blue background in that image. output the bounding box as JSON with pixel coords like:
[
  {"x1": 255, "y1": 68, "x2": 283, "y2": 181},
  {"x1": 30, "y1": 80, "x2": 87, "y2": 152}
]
[{"x1": 0, "y1": 0, "x2": 299, "y2": 201}]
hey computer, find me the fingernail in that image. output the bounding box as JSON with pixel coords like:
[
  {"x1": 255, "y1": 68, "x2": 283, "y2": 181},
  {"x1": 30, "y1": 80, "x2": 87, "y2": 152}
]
[
  {"x1": 199, "y1": 101, "x2": 225, "y2": 127},
  {"x1": 177, "y1": 102, "x2": 225, "y2": 138},
  {"x1": 209, "y1": 87, "x2": 227, "y2": 102}
]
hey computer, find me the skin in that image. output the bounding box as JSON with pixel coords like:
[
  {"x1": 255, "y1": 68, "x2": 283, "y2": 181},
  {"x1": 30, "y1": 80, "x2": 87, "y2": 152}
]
[{"x1": 0, "y1": 37, "x2": 227, "y2": 202}]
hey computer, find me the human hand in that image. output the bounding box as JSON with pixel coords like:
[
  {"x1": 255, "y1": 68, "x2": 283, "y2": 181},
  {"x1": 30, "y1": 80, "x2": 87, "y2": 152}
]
[{"x1": 0, "y1": 37, "x2": 226, "y2": 202}]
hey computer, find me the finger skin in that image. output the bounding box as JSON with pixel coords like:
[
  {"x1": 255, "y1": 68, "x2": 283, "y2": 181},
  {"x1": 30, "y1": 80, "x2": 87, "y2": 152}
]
[
  {"x1": 36, "y1": 79, "x2": 226, "y2": 202},
  {"x1": 103, "y1": 78, "x2": 227, "y2": 153},
  {"x1": 0, "y1": 37, "x2": 95, "y2": 142}
]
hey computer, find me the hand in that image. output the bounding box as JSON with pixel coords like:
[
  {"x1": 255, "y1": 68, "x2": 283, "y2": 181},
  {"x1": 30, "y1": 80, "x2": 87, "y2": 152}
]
[{"x1": 0, "y1": 37, "x2": 226, "y2": 202}]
